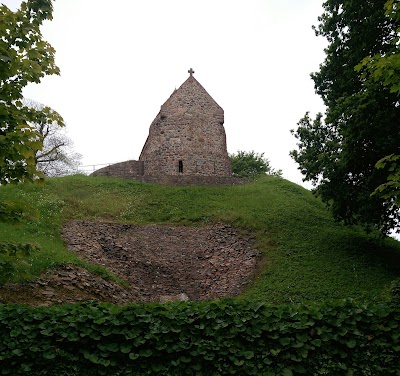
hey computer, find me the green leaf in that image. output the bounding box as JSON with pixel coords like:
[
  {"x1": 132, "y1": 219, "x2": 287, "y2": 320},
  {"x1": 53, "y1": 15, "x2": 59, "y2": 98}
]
[
  {"x1": 151, "y1": 363, "x2": 165, "y2": 372},
  {"x1": 243, "y1": 350, "x2": 254, "y2": 359},
  {"x1": 11, "y1": 349, "x2": 23, "y2": 356},
  {"x1": 128, "y1": 352, "x2": 139, "y2": 360},
  {"x1": 346, "y1": 339, "x2": 357, "y2": 348},
  {"x1": 234, "y1": 358, "x2": 245, "y2": 366},
  {"x1": 179, "y1": 356, "x2": 191, "y2": 363},
  {"x1": 311, "y1": 339, "x2": 321, "y2": 347},
  {"x1": 279, "y1": 337, "x2": 291, "y2": 346},
  {"x1": 83, "y1": 352, "x2": 100, "y2": 364},
  {"x1": 42, "y1": 351, "x2": 56, "y2": 359},
  {"x1": 120, "y1": 344, "x2": 132, "y2": 354}
]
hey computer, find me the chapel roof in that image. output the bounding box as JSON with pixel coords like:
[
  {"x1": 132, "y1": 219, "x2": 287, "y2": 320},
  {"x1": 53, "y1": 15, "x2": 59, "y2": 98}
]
[{"x1": 161, "y1": 68, "x2": 222, "y2": 113}]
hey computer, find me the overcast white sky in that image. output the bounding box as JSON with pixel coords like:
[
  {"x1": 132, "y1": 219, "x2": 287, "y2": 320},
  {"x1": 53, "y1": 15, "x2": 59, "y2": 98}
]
[{"x1": 4, "y1": 0, "x2": 327, "y2": 185}]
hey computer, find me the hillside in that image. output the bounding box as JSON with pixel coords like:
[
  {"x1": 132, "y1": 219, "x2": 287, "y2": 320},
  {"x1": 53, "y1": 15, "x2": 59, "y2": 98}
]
[{"x1": 1, "y1": 174, "x2": 400, "y2": 305}]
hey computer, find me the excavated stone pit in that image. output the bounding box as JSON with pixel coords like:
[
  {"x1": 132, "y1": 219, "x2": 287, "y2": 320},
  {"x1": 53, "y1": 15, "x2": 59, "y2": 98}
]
[{"x1": 0, "y1": 221, "x2": 260, "y2": 306}]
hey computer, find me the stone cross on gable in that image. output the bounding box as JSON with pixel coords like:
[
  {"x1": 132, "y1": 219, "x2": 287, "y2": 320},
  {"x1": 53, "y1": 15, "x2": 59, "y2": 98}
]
[{"x1": 188, "y1": 68, "x2": 195, "y2": 76}]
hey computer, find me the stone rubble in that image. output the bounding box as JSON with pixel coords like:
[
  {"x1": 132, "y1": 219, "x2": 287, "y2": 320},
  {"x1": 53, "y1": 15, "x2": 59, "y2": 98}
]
[
  {"x1": 0, "y1": 222, "x2": 260, "y2": 306},
  {"x1": 0, "y1": 264, "x2": 140, "y2": 306},
  {"x1": 62, "y1": 221, "x2": 260, "y2": 303}
]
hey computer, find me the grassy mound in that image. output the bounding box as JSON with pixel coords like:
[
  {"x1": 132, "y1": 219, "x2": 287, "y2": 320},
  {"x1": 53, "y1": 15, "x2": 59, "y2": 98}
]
[{"x1": 1, "y1": 174, "x2": 399, "y2": 304}]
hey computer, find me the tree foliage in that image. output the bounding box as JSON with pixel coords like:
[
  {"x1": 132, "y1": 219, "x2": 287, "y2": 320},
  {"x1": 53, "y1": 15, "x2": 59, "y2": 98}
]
[
  {"x1": 373, "y1": 154, "x2": 400, "y2": 209},
  {"x1": 230, "y1": 150, "x2": 282, "y2": 178},
  {"x1": 356, "y1": 1, "x2": 400, "y2": 217},
  {"x1": 23, "y1": 99, "x2": 81, "y2": 177},
  {"x1": 355, "y1": 0, "x2": 400, "y2": 94},
  {"x1": 290, "y1": 0, "x2": 400, "y2": 234},
  {"x1": 0, "y1": 0, "x2": 63, "y2": 185}
]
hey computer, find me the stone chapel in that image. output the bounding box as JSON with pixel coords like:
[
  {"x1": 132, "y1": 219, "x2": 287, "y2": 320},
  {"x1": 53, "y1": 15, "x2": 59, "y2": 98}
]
[{"x1": 92, "y1": 69, "x2": 235, "y2": 185}]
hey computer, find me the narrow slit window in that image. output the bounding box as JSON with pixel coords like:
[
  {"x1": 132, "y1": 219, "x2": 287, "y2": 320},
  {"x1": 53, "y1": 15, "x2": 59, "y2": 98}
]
[{"x1": 178, "y1": 160, "x2": 183, "y2": 173}]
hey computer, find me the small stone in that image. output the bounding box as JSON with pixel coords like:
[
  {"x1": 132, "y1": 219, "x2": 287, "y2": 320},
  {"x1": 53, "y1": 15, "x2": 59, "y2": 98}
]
[{"x1": 42, "y1": 288, "x2": 55, "y2": 296}]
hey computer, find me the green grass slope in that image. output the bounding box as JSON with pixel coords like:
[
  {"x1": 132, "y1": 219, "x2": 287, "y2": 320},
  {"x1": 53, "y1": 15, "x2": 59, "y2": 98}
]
[{"x1": 1, "y1": 174, "x2": 399, "y2": 304}]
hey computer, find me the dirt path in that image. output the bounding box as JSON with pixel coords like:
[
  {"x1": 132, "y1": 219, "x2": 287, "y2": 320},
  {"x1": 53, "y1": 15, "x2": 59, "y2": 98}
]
[{"x1": 0, "y1": 221, "x2": 260, "y2": 306}]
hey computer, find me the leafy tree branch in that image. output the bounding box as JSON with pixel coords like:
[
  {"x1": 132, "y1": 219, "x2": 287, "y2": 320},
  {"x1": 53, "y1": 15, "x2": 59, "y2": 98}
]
[{"x1": 0, "y1": 0, "x2": 63, "y2": 184}]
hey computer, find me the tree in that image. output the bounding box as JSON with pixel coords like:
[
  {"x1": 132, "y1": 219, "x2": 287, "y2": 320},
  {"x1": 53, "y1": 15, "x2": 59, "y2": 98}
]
[
  {"x1": 356, "y1": 0, "x2": 400, "y2": 218},
  {"x1": 23, "y1": 99, "x2": 81, "y2": 177},
  {"x1": 230, "y1": 151, "x2": 282, "y2": 178},
  {"x1": 0, "y1": 0, "x2": 63, "y2": 185},
  {"x1": 290, "y1": 0, "x2": 400, "y2": 234}
]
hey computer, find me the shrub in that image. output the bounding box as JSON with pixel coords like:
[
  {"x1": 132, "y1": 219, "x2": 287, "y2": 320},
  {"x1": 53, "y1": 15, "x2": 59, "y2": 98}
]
[
  {"x1": 0, "y1": 299, "x2": 399, "y2": 375},
  {"x1": 229, "y1": 151, "x2": 282, "y2": 178}
]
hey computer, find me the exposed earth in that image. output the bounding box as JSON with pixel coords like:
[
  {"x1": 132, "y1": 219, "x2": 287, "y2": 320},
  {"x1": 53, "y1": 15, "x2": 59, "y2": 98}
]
[{"x1": 0, "y1": 221, "x2": 260, "y2": 306}]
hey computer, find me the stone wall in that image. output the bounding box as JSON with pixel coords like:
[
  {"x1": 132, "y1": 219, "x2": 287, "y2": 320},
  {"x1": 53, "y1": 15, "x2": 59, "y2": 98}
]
[
  {"x1": 91, "y1": 163, "x2": 247, "y2": 186},
  {"x1": 139, "y1": 76, "x2": 232, "y2": 177},
  {"x1": 139, "y1": 175, "x2": 247, "y2": 186},
  {"x1": 91, "y1": 160, "x2": 144, "y2": 178}
]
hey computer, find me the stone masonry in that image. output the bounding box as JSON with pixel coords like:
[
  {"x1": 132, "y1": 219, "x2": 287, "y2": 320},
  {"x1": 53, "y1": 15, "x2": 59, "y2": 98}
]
[
  {"x1": 139, "y1": 70, "x2": 231, "y2": 177},
  {"x1": 92, "y1": 69, "x2": 235, "y2": 185}
]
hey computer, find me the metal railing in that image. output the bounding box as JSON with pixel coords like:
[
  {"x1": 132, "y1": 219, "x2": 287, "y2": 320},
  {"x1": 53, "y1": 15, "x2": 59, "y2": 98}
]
[
  {"x1": 45, "y1": 161, "x2": 125, "y2": 177},
  {"x1": 78, "y1": 162, "x2": 120, "y2": 175}
]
